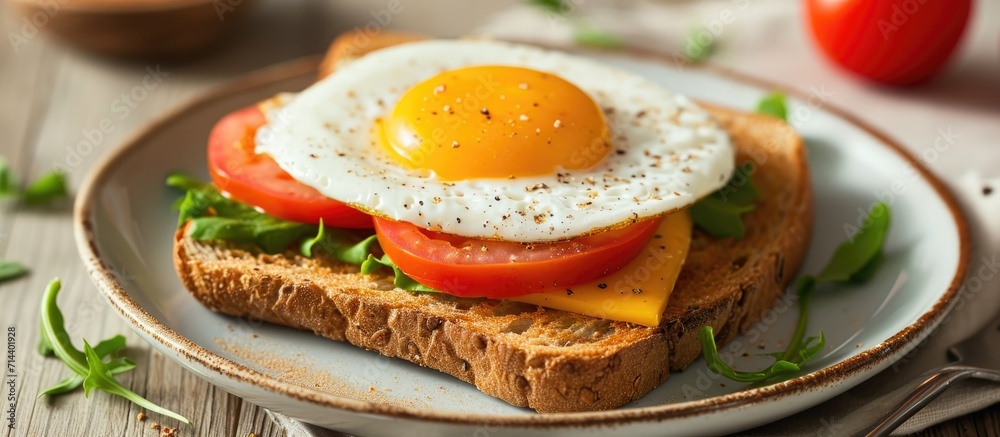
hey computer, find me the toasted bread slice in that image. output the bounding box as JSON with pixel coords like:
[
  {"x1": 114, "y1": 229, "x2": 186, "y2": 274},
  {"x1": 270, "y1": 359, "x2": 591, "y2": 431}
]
[{"x1": 173, "y1": 31, "x2": 812, "y2": 413}]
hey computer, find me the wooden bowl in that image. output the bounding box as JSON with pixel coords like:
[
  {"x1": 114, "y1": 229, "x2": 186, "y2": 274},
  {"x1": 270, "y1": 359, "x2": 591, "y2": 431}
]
[{"x1": 8, "y1": 0, "x2": 252, "y2": 58}]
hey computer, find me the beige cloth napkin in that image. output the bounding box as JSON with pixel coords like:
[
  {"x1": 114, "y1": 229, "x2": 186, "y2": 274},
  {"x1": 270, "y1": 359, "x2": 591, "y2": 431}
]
[{"x1": 270, "y1": 0, "x2": 1000, "y2": 434}]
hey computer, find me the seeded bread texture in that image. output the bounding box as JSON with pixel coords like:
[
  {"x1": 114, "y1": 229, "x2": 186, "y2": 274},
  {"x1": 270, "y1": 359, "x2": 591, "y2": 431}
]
[{"x1": 172, "y1": 31, "x2": 812, "y2": 413}]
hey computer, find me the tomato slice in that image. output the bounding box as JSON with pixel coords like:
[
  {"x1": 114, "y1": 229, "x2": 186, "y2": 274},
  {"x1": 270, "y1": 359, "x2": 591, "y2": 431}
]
[
  {"x1": 208, "y1": 105, "x2": 373, "y2": 228},
  {"x1": 373, "y1": 218, "x2": 662, "y2": 298}
]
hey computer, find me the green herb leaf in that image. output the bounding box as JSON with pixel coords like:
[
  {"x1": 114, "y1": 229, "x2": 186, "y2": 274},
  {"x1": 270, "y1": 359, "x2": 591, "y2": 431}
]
[
  {"x1": 526, "y1": 0, "x2": 624, "y2": 50},
  {"x1": 23, "y1": 171, "x2": 68, "y2": 205},
  {"x1": 39, "y1": 279, "x2": 88, "y2": 376},
  {"x1": 527, "y1": 0, "x2": 566, "y2": 14},
  {"x1": 850, "y1": 251, "x2": 885, "y2": 284},
  {"x1": 573, "y1": 28, "x2": 624, "y2": 49},
  {"x1": 756, "y1": 91, "x2": 788, "y2": 121},
  {"x1": 699, "y1": 203, "x2": 890, "y2": 384},
  {"x1": 39, "y1": 332, "x2": 125, "y2": 359},
  {"x1": 168, "y1": 173, "x2": 316, "y2": 254},
  {"x1": 690, "y1": 175, "x2": 759, "y2": 239},
  {"x1": 38, "y1": 278, "x2": 189, "y2": 423},
  {"x1": 252, "y1": 218, "x2": 316, "y2": 254},
  {"x1": 777, "y1": 275, "x2": 817, "y2": 363},
  {"x1": 186, "y1": 216, "x2": 256, "y2": 242},
  {"x1": 685, "y1": 27, "x2": 716, "y2": 64},
  {"x1": 37, "y1": 331, "x2": 53, "y2": 356},
  {"x1": 168, "y1": 176, "x2": 259, "y2": 223},
  {"x1": 186, "y1": 216, "x2": 314, "y2": 254},
  {"x1": 301, "y1": 219, "x2": 378, "y2": 265},
  {"x1": 797, "y1": 333, "x2": 826, "y2": 363},
  {"x1": 40, "y1": 375, "x2": 85, "y2": 397},
  {"x1": 81, "y1": 340, "x2": 189, "y2": 423},
  {"x1": 174, "y1": 191, "x2": 210, "y2": 226},
  {"x1": 816, "y1": 203, "x2": 890, "y2": 283},
  {"x1": 165, "y1": 172, "x2": 207, "y2": 191},
  {"x1": 39, "y1": 335, "x2": 134, "y2": 397},
  {"x1": 689, "y1": 197, "x2": 755, "y2": 239},
  {"x1": 361, "y1": 254, "x2": 439, "y2": 293},
  {"x1": 0, "y1": 261, "x2": 27, "y2": 283},
  {"x1": 698, "y1": 327, "x2": 804, "y2": 383},
  {"x1": 0, "y1": 157, "x2": 16, "y2": 197},
  {"x1": 716, "y1": 175, "x2": 760, "y2": 205}
]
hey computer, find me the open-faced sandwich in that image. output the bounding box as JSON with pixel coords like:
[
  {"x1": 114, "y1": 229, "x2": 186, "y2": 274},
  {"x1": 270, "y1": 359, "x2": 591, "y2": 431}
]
[{"x1": 170, "y1": 31, "x2": 812, "y2": 413}]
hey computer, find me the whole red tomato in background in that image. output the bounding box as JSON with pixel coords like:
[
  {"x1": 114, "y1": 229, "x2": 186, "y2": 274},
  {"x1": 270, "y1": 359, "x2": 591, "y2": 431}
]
[{"x1": 805, "y1": 0, "x2": 972, "y2": 85}]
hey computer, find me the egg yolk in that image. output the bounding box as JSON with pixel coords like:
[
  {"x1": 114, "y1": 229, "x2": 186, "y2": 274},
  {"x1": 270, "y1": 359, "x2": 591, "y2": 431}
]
[{"x1": 378, "y1": 66, "x2": 610, "y2": 180}]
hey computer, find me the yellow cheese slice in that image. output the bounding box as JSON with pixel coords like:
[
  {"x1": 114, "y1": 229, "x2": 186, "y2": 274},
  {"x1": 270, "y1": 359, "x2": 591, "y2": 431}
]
[{"x1": 511, "y1": 210, "x2": 691, "y2": 327}]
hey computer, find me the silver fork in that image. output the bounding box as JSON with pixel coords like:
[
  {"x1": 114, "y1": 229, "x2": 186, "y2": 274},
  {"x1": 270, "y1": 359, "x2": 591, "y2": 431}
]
[{"x1": 838, "y1": 314, "x2": 1000, "y2": 436}]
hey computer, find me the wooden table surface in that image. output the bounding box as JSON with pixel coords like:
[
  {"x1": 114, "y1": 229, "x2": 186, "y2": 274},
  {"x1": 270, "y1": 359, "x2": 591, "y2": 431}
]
[{"x1": 2, "y1": 1, "x2": 999, "y2": 436}]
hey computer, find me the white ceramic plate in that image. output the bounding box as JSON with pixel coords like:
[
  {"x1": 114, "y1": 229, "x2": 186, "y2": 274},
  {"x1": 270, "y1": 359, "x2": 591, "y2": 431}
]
[{"x1": 74, "y1": 53, "x2": 969, "y2": 436}]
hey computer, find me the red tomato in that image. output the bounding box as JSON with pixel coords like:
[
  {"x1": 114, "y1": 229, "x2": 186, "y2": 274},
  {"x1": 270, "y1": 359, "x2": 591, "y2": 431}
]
[
  {"x1": 806, "y1": 0, "x2": 971, "y2": 85},
  {"x1": 208, "y1": 105, "x2": 373, "y2": 228},
  {"x1": 373, "y1": 217, "x2": 662, "y2": 298}
]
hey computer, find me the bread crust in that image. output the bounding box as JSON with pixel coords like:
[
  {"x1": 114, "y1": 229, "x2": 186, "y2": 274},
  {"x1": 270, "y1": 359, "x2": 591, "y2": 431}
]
[{"x1": 172, "y1": 31, "x2": 812, "y2": 413}]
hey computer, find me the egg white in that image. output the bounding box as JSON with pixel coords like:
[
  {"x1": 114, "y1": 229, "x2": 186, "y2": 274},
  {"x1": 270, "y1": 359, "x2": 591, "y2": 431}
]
[{"x1": 255, "y1": 39, "x2": 734, "y2": 242}]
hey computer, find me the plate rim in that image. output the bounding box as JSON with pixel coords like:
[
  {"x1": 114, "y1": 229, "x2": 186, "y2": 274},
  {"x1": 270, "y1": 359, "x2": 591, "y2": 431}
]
[{"x1": 73, "y1": 51, "x2": 972, "y2": 428}]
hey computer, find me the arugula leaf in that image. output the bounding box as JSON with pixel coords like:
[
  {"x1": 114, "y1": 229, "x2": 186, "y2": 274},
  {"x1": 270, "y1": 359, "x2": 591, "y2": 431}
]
[
  {"x1": 526, "y1": 0, "x2": 623, "y2": 50},
  {"x1": 698, "y1": 327, "x2": 807, "y2": 382},
  {"x1": 168, "y1": 175, "x2": 259, "y2": 222},
  {"x1": 39, "y1": 335, "x2": 134, "y2": 397},
  {"x1": 186, "y1": 215, "x2": 314, "y2": 254},
  {"x1": 168, "y1": 173, "x2": 427, "y2": 288},
  {"x1": 0, "y1": 157, "x2": 16, "y2": 197},
  {"x1": 0, "y1": 261, "x2": 27, "y2": 283},
  {"x1": 573, "y1": 28, "x2": 624, "y2": 49},
  {"x1": 23, "y1": 171, "x2": 68, "y2": 205},
  {"x1": 685, "y1": 26, "x2": 716, "y2": 64},
  {"x1": 361, "y1": 254, "x2": 439, "y2": 293},
  {"x1": 251, "y1": 218, "x2": 315, "y2": 254},
  {"x1": 38, "y1": 279, "x2": 88, "y2": 375},
  {"x1": 699, "y1": 203, "x2": 890, "y2": 384},
  {"x1": 690, "y1": 197, "x2": 755, "y2": 239},
  {"x1": 168, "y1": 173, "x2": 316, "y2": 254},
  {"x1": 816, "y1": 203, "x2": 890, "y2": 283},
  {"x1": 175, "y1": 191, "x2": 212, "y2": 226},
  {"x1": 81, "y1": 340, "x2": 188, "y2": 423},
  {"x1": 527, "y1": 0, "x2": 566, "y2": 14},
  {"x1": 300, "y1": 219, "x2": 378, "y2": 265},
  {"x1": 39, "y1": 333, "x2": 126, "y2": 358},
  {"x1": 37, "y1": 327, "x2": 53, "y2": 356},
  {"x1": 184, "y1": 216, "x2": 256, "y2": 243},
  {"x1": 756, "y1": 91, "x2": 788, "y2": 121},
  {"x1": 37, "y1": 278, "x2": 189, "y2": 423},
  {"x1": 165, "y1": 172, "x2": 206, "y2": 191},
  {"x1": 716, "y1": 176, "x2": 760, "y2": 204},
  {"x1": 849, "y1": 251, "x2": 885, "y2": 284},
  {"x1": 690, "y1": 175, "x2": 759, "y2": 239}
]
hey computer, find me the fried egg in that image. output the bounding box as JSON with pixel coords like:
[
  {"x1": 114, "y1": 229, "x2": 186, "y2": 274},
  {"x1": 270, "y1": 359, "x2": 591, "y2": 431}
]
[{"x1": 255, "y1": 39, "x2": 734, "y2": 242}]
